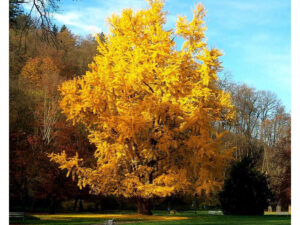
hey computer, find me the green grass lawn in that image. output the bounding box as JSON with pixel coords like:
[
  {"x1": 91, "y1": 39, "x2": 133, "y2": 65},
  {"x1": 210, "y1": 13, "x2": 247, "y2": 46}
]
[{"x1": 10, "y1": 211, "x2": 291, "y2": 225}]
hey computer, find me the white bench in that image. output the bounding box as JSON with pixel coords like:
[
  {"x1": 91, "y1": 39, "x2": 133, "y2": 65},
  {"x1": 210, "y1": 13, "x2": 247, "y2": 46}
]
[
  {"x1": 104, "y1": 219, "x2": 115, "y2": 225},
  {"x1": 208, "y1": 210, "x2": 223, "y2": 215},
  {"x1": 9, "y1": 212, "x2": 25, "y2": 220}
]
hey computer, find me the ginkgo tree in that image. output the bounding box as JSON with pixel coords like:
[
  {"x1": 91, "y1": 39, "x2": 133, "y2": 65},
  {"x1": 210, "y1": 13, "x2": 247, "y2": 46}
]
[{"x1": 50, "y1": 0, "x2": 235, "y2": 214}]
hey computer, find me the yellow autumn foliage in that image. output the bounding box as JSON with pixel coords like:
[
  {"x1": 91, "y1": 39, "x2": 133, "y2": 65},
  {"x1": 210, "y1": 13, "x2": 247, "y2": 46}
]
[
  {"x1": 21, "y1": 56, "x2": 60, "y2": 89},
  {"x1": 50, "y1": 0, "x2": 235, "y2": 199},
  {"x1": 34, "y1": 214, "x2": 188, "y2": 221}
]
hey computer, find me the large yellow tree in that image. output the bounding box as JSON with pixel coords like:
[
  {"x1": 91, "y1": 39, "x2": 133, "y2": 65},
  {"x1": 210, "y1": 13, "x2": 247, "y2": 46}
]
[{"x1": 50, "y1": 0, "x2": 235, "y2": 214}]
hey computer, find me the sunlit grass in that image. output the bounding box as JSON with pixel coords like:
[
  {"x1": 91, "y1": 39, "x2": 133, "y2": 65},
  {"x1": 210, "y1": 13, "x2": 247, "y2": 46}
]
[
  {"x1": 9, "y1": 211, "x2": 290, "y2": 225},
  {"x1": 33, "y1": 213, "x2": 188, "y2": 221},
  {"x1": 264, "y1": 211, "x2": 291, "y2": 216}
]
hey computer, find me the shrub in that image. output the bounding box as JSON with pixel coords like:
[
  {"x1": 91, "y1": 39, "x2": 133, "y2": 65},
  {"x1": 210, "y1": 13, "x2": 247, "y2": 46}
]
[{"x1": 219, "y1": 157, "x2": 273, "y2": 215}]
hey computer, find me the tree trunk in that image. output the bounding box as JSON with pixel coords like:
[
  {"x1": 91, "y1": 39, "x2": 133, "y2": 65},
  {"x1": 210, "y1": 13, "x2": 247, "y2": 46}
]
[
  {"x1": 79, "y1": 199, "x2": 83, "y2": 212},
  {"x1": 193, "y1": 197, "x2": 198, "y2": 215},
  {"x1": 73, "y1": 198, "x2": 78, "y2": 212},
  {"x1": 50, "y1": 197, "x2": 56, "y2": 214},
  {"x1": 137, "y1": 198, "x2": 152, "y2": 215}
]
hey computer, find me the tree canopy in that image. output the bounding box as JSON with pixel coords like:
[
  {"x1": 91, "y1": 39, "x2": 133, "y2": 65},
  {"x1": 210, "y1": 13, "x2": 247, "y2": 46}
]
[{"x1": 50, "y1": 1, "x2": 235, "y2": 210}]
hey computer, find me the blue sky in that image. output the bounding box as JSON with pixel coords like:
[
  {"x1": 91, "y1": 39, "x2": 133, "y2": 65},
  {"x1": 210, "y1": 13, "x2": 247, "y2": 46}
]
[{"x1": 25, "y1": 0, "x2": 291, "y2": 111}]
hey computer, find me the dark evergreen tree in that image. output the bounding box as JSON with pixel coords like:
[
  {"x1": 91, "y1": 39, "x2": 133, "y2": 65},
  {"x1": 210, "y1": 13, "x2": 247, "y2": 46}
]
[
  {"x1": 219, "y1": 157, "x2": 273, "y2": 215},
  {"x1": 9, "y1": 0, "x2": 24, "y2": 26},
  {"x1": 60, "y1": 24, "x2": 68, "y2": 32}
]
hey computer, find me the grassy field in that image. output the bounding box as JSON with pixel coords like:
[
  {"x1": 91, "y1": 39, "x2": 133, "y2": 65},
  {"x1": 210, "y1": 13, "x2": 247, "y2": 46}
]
[{"x1": 10, "y1": 211, "x2": 291, "y2": 225}]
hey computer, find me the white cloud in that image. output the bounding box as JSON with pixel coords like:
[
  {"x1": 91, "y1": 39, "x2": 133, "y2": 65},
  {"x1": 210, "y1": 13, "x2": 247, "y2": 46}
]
[
  {"x1": 51, "y1": 0, "x2": 148, "y2": 36},
  {"x1": 53, "y1": 12, "x2": 80, "y2": 25},
  {"x1": 53, "y1": 12, "x2": 102, "y2": 34}
]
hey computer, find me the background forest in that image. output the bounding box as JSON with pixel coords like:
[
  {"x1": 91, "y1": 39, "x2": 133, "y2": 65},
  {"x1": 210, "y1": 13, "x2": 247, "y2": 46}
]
[{"x1": 9, "y1": 0, "x2": 291, "y2": 214}]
